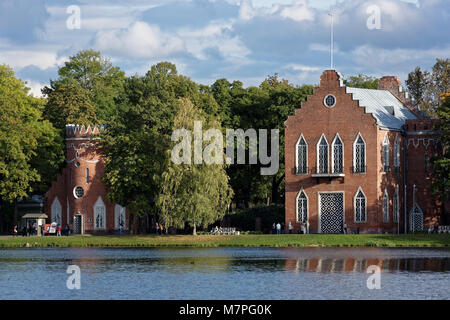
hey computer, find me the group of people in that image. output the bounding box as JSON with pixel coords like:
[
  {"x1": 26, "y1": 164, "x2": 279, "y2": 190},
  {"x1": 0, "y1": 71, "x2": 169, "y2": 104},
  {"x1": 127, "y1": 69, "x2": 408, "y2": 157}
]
[
  {"x1": 211, "y1": 226, "x2": 223, "y2": 235},
  {"x1": 155, "y1": 222, "x2": 164, "y2": 235},
  {"x1": 272, "y1": 222, "x2": 307, "y2": 234},
  {"x1": 13, "y1": 224, "x2": 71, "y2": 236}
]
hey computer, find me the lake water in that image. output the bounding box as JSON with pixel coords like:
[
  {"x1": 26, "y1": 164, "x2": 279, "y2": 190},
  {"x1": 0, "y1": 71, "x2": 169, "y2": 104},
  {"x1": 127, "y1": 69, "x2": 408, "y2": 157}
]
[{"x1": 0, "y1": 247, "x2": 449, "y2": 300}]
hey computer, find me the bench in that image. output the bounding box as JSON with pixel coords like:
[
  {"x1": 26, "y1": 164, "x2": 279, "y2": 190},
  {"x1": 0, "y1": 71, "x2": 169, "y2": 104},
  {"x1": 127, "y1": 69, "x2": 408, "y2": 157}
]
[
  {"x1": 210, "y1": 227, "x2": 238, "y2": 235},
  {"x1": 438, "y1": 226, "x2": 450, "y2": 234}
]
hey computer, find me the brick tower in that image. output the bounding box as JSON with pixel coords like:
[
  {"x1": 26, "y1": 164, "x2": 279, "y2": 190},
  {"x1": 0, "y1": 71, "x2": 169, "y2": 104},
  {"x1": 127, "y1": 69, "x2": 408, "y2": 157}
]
[{"x1": 45, "y1": 124, "x2": 128, "y2": 234}]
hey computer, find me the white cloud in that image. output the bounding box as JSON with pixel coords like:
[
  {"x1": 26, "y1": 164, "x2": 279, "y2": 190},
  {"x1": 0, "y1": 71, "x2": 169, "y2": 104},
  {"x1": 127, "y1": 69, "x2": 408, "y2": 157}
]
[
  {"x1": 24, "y1": 80, "x2": 45, "y2": 97},
  {"x1": 352, "y1": 45, "x2": 450, "y2": 68},
  {"x1": 178, "y1": 22, "x2": 251, "y2": 62},
  {"x1": 280, "y1": 0, "x2": 315, "y2": 22},
  {"x1": 0, "y1": 51, "x2": 65, "y2": 70},
  {"x1": 287, "y1": 64, "x2": 321, "y2": 72},
  {"x1": 239, "y1": 0, "x2": 255, "y2": 20},
  {"x1": 94, "y1": 21, "x2": 184, "y2": 59}
]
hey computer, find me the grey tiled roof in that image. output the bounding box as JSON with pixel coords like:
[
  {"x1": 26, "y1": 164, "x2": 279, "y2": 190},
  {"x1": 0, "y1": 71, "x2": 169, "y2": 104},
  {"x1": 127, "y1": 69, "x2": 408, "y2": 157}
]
[{"x1": 346, "y1": 87, "x2": 417, "y2": 130}]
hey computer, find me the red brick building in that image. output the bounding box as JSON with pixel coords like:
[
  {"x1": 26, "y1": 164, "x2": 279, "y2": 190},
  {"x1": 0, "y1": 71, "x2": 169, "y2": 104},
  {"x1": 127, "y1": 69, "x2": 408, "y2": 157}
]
[
  {"x1": 44, "y1": 125, "x2": 128, "y2": 234},
  {"x1": 285, "y1": 70, "x2": 445, "y2": 234}
]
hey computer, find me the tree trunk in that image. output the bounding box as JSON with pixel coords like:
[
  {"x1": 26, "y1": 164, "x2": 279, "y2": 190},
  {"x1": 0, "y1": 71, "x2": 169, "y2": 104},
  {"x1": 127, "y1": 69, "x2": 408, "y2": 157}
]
[
  {"x1": 271, "y1": 174, "x2": 284, "y2": 205},
  {"x1": 193, "y1": 222, "x2": 197, "y2": 236},
  {"x1": 13, "y1": 199, "x2": 18, "y2": 226},
  {"x1": 132, "y1": 214, "x2": 139, "y2": 235}
]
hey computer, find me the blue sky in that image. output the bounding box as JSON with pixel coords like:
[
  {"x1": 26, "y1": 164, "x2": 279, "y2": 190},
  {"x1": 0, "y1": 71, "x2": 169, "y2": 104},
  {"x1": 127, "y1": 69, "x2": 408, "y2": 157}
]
[{"x1": 0, "y1": 0, "x2": 447, "y2": 96}]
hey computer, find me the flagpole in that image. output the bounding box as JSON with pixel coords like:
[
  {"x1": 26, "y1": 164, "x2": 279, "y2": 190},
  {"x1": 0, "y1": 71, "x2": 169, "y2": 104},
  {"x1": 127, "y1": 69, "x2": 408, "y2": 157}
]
[{"x1": 329, "y1": 13, "x2": 334, "y2": 70}]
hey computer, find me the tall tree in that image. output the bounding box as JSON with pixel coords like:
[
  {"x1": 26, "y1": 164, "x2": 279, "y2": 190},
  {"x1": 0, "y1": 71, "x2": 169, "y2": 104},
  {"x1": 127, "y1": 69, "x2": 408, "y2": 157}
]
[
  {"x1": 406, "y1": 67, "x2": 429, "y2": 106},
  {"x1": 156, "y1": 98, "x2": 233, "y2": 235},
  {"x1": 42, "y1": 49, "x2": 126, "y2": 128},
  {"x1": 99, "y1": 62, "x2": 222, "y2": 233},
  {"x1": 406, "y1": 59, "x2": 450, "y2": 116},
  {"x1": 0, "y1": 65, "x2": 64, "y2": 225},
  {"x1": 431, "y1": 95, "x2": 450, "y2": 219}
]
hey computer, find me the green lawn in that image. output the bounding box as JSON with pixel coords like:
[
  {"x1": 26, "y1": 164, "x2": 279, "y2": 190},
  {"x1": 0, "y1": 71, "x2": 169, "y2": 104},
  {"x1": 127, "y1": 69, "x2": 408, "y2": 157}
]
[{"x1": 0, "y1": 233, "x2": 449, "y2": 248}]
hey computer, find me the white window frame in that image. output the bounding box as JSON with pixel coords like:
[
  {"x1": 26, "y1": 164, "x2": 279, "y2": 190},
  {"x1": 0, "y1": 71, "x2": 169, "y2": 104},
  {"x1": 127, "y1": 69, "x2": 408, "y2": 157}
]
[
  {"x1": 354, "y1": 187, "x2": 367, "y2": 223},
  {"x1": 51, "y1": 197, "x2": 62, "y2": 226},
  {"x1": 393, "y1": 185, "x2": 399, "y2": 223},
  {"x1": 94, "y1": 196, "x2": 106, "y2": 230},
  {"x1": 394, "y1": 133, "x2": 400, "y2": 171},
  {"x1": 383, "y1": 133, "x2": 390, "y2": 172},
  {"x1": 382, "y1": 188, "x2": 389, "y2": 223},
  {"x1": 316, "y1": 134, "x2": 329, "y2": 174},
  {"x1": 353, "y1": 133, "x2": 366, "y2": 173},
  {"x1": 331, "y1": 133, "x2": 344, "y2": 173},
  {"x1": 296, "y1": 189, "x2": 308, "y2": 224},
  {"x1": 295, "y1": 133, "x2": 308, "y2": 175},
  {"x1": 409, "y1": 203, "x2": 424, "y2": 232}
]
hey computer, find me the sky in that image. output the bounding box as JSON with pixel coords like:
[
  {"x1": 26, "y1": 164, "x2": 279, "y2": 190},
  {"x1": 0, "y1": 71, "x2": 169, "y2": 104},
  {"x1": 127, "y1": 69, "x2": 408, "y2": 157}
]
[{"x1": 0, "y1": 0, "x2": 447, "y2": 96}]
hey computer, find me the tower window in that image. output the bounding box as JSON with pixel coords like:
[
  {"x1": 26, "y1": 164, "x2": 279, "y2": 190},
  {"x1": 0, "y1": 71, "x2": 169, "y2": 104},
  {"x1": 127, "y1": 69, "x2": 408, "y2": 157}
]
[
  {"x1": 74, "y1": 186, "x2": 84, "y2": 199},
  {"x1": 86, "y1": 168, "x2": 90, "y2": 184}
]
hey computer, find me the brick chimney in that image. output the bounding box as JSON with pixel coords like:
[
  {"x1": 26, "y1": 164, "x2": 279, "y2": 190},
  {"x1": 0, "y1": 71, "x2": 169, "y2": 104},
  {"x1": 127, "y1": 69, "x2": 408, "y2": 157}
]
[{"x1": 378, "y1": 76, "x2": 424, "y2": 118}]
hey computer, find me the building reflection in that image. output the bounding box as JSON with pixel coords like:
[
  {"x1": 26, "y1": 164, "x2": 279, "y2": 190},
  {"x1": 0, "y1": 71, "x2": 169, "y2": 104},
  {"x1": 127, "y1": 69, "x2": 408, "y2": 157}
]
[{"x1": 285, "y1": 257, "x2": 450, "y2": 273}]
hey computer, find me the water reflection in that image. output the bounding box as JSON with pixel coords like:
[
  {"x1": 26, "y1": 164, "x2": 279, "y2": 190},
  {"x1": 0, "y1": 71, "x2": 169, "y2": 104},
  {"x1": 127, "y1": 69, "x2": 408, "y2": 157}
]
[
  {"x1": 284, "y1": 257, "x2": 450, "y2": 273},
  {"x1": 0, "y1": 247, "x2": 449, "y2": 300}
]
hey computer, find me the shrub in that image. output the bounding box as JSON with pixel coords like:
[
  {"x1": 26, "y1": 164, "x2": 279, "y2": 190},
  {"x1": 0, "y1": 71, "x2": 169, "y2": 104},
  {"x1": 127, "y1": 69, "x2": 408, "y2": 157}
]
[{"x1": 224, "y1": 204, "x2": 284, "y2": 233}]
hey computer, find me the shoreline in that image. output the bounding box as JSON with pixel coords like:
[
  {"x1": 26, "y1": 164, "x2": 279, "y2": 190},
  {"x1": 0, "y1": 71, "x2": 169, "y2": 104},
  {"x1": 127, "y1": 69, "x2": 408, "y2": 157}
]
[{"x1": 0, "y1": 234, "x2": 449, "y2": 248}]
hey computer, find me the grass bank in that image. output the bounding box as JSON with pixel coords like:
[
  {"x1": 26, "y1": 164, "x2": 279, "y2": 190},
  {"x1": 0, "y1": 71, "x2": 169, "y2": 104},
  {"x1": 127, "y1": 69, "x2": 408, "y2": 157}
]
[{"x1": 0, "y1": 234, "x2": 449, "y2": 248}]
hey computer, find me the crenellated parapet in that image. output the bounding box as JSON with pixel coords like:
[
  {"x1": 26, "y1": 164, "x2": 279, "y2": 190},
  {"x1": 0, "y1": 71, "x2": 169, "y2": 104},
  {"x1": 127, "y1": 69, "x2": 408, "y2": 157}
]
[{"x1": 65, "y1": 124, "x2": 106, "y2": 139}]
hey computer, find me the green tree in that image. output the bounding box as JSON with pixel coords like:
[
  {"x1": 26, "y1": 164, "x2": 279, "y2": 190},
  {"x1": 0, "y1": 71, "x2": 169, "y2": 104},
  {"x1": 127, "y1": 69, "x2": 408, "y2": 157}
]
[
  {"x1": 156, "y1": 98, "x2": 233, "y2": 235},
  {"x1": 99, "y1": 62, "x2": 222, "y2": 233},
  {"x1": 0, "y1": 65, "x2": 64, "y2": 225},
  {"x1": 42, "y1": 49, "x2": 125, "y2": 128},
  {"x1": 209, "y1": 75, "x2": 312, "y2": 207},
  {"x1": 406, "y1": 59, "x2": 450, "y2": 116},
  {"x1": 406, "y1": 66, "x2": 429, "y2": 106},
  {"x1": 344, "y1": 74, "x2": 379, "y2": 89},
  {"x1": 431, "y1": 95, "x2": 450, "y2": 214}
]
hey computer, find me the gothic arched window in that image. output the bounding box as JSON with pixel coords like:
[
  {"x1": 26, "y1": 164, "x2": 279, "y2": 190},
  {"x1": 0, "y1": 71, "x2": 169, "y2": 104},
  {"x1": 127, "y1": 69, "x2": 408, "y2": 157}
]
[
  {"x1": 410, "y1": 204, "x2": 424, "y2": 232},
  {"x1": 383, "y1": 189, "x2": 389, "y2": 222},
  {"x1": 383, "y1": 134, "x2": 390, "y2": 172},
  {"x1": 353, "y1": 133, "x2": 366, "y2": 173},
  {"x1": 317, "y1": 134, "x2": 329, "y2": 174},
  {"x1": 296, "y1": 134, "x2": 308, "y2": 174},
  {"x1": 297, "y1": 190, "x2": 308, "y2": 223},
  {"x1": 354, "y1": 188, "x2": 366, "y2": 222},
  {"x1": 94, "y1": 197, "x2": 106, "y2": 230},
  {"x1": 332, "y1": 133, "x2": 344, "y2": 173},
  {"x1": 393, "y1": 185, "x2": 399, "y2": 223},
  {"x1": 394, "y1": 134, "x2": 400, "y2": 172}
]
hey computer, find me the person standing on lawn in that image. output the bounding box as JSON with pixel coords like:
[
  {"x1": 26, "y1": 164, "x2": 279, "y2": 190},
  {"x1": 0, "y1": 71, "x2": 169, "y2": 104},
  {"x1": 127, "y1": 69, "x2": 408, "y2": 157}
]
[{"x1": 276, "y1": 223, "x2": 281, "y2": 235}]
